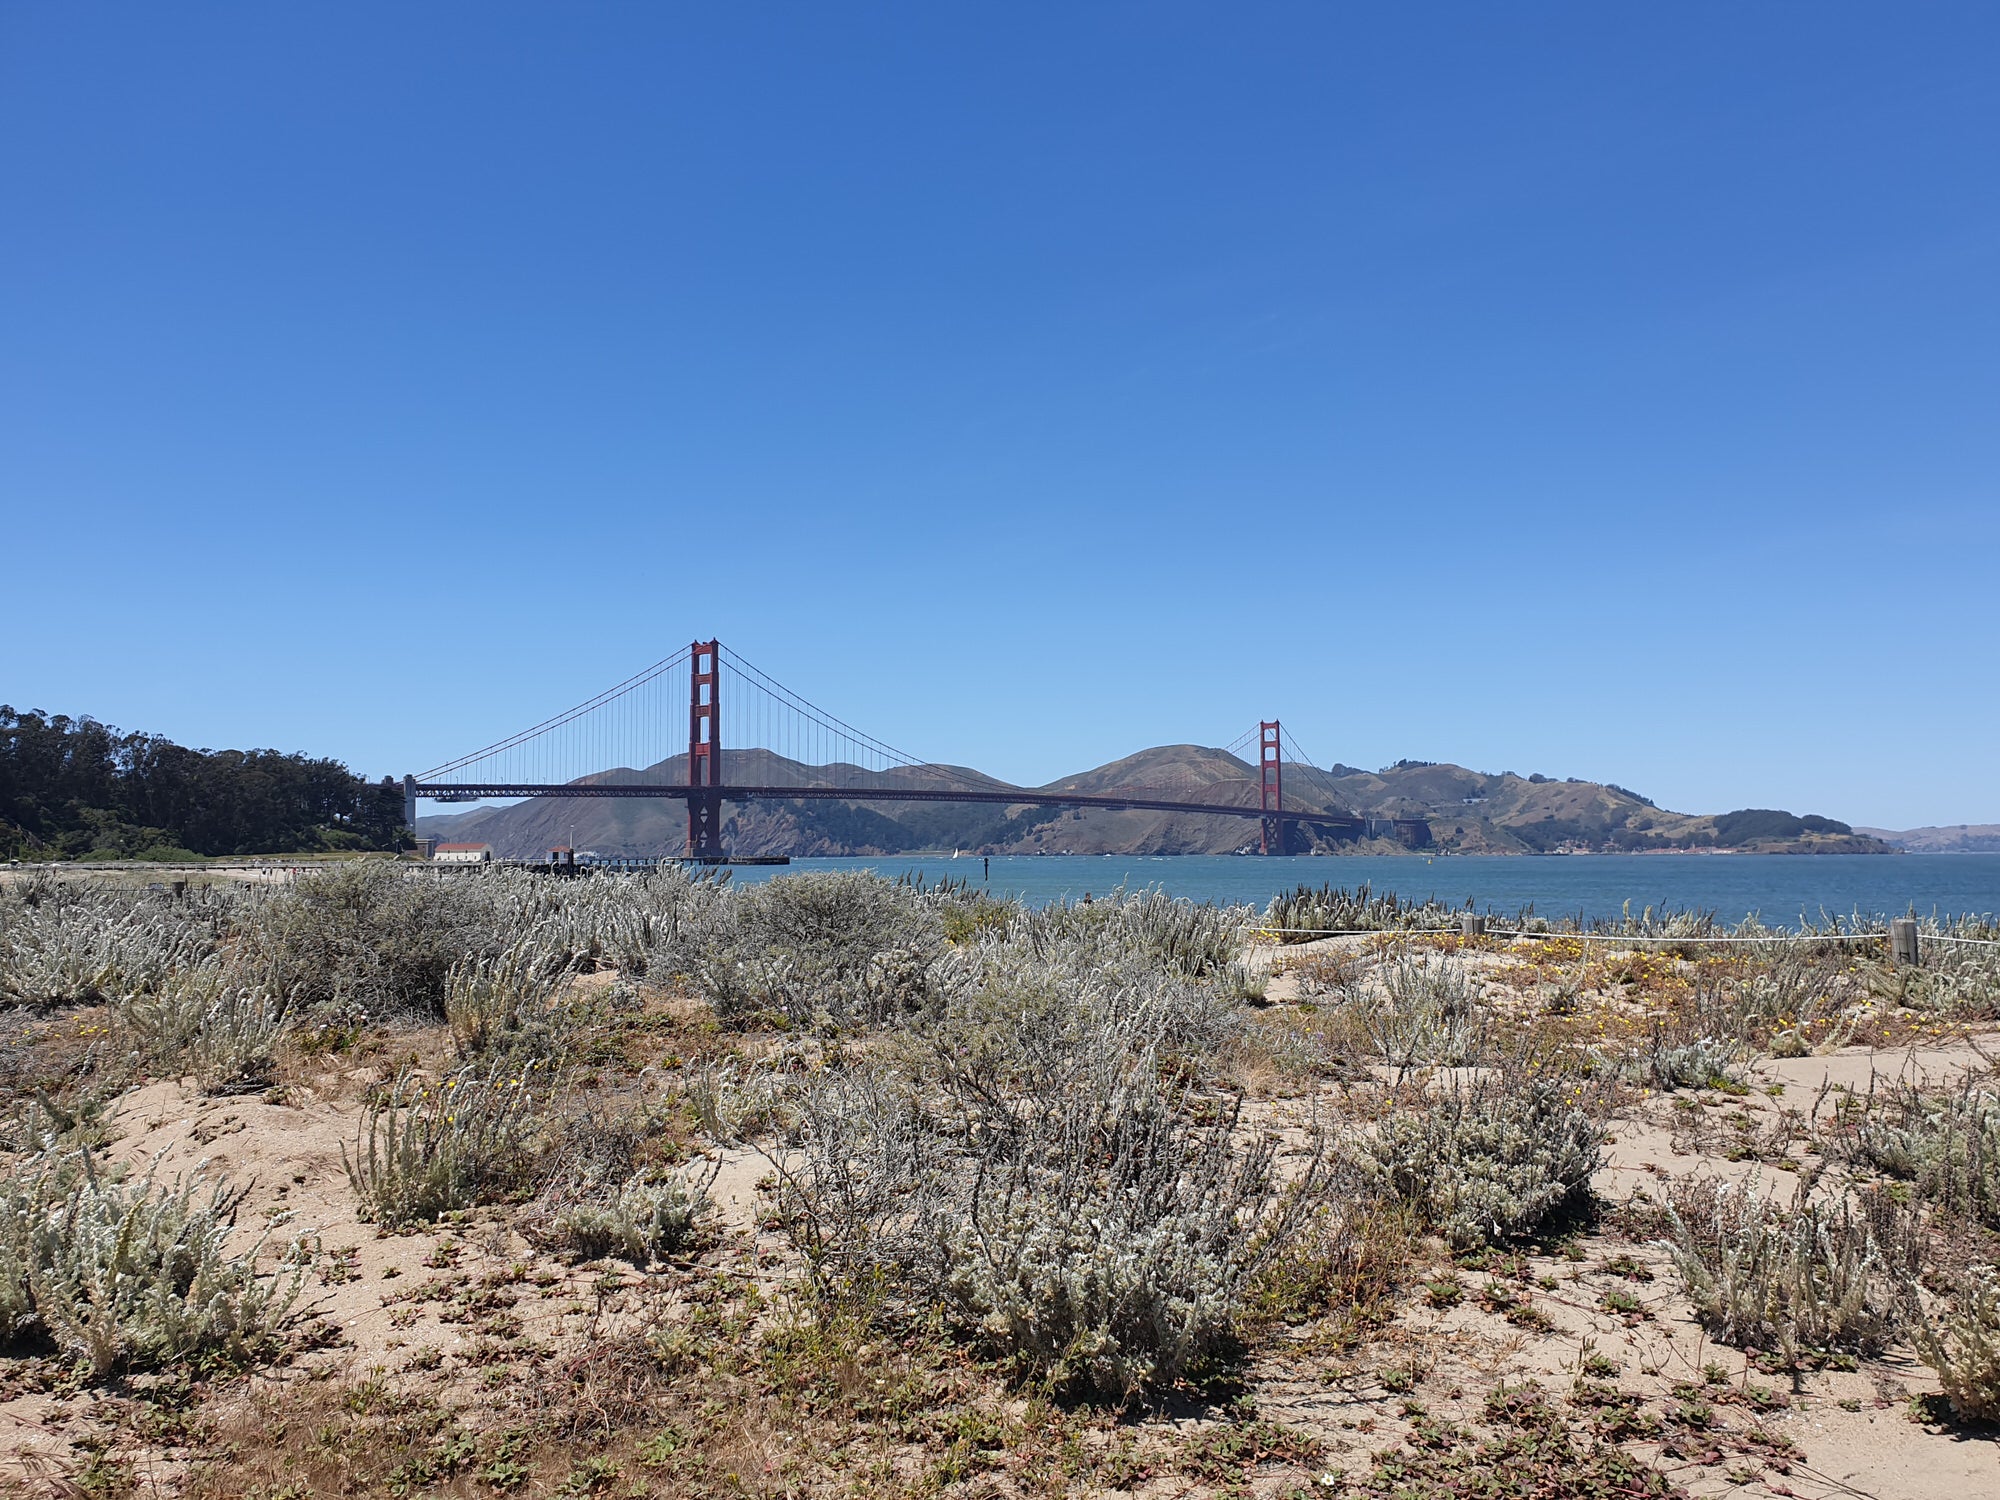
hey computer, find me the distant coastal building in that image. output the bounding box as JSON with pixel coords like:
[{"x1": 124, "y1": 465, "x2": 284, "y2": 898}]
[
  {"x1": 1362, "y1": 817, "x2": 1433, "y2": 849},
  {"x1": 432, "y1": 842, "x2": 494, "y2": 865}
]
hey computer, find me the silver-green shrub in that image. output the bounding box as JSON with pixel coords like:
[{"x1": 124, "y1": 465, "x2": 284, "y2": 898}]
[
  {"x1": 185, "y1": 982, "x2": 287, "y2": 1094},
  {"x1": 242, "y1": 863, "x2": 494, "y2": 1018},
  {"x1": 677, "y1": 871, "x2": 946, "y2": 1028},
  {"x1": 1360, "y1": 1078, "x2": 1601, "y2": 1247},
  {"x1": 343, "y1": 1061, "x2": 547, "y2": 1227},
  {"x1": 942, "y1": 1083, "x2": 1297, "y2": 1399},
  {"x1": 667, "y1": 876, "x2": 1250, "y2": 1033},
  {"x1": 934, "y1": 925, "x2": 1242, "y2": 1086},
  {"x1": 1351, "y1": 955, "x2": 1489, "y2": 1078},
  {"x1": 786, "y1": 1060, "x2": 1311, "y2": 1400},
  {"x1": 0, "y1": 1152, "x2": 303, "y2": 1376},
  {"x1": 1009, "y1": 888, "x2": 1248, "y2": 980},
  {"x1": 0, "y1": 879, "x2": 227, "y2": 1008},
  {"x1": 1094, "y1": 888, "x2": 1247, "y2": 979},
  {"x1": 1913, "y1": 1273, "x2": 2000, "y2": 1422},
  {"x1": 1663, "y1": 1175, "x2": 1911, "y2": 1362},
  {"x1": 545, "y1": 1177, "x2": 710, "y2": 1266},
  {"x1": 1870, "y1": 918, "x2": 2000, "y2": 1021},
  {"x1": 1842, "y1": 1078, "x2": 2000, "y2": 1229},
  {"x1": 683, "y1": 1055, "x2": 792, "y2": 1144},
  {"x1": 1597, "y1": 902, "x2": 1725, "y2": 940},
  {"x1": 443, "y1": 940, "x2": 572, "y2": 1061},
  {"x1": 777, "y1": 948, "x2": 1313, "y2": 1399},
  {"x1": 488, "y1": 864, "x2": 717, "y2": 977},
  {"x1": 2, "y1": 1092, "x2": 111, "y2": 1161},
  {"x1": 1642, "y1": 1035, "x2": 1745, "y2": 1091},
  {"x1": 1265, "y1": 883, "x2": 1477, "y2": 940},
  {"x1": 114, "y1": 960, "x2": 288, "y2": 1093}
]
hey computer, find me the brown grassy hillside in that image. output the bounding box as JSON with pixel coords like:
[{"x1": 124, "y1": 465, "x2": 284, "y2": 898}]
[{"x1": 418, "y1": 750, "x2": 1887, "y2": 858}]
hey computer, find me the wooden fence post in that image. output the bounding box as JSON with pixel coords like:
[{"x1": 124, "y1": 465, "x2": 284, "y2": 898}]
[{"x1": 1890, "y1": 917, "x2": 1919, "y2": 967}]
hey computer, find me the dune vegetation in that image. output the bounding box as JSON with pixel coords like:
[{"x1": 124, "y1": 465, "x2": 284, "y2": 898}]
[{"x1": 0, "y1": 864, "x2": 1996, "y2": 1498}]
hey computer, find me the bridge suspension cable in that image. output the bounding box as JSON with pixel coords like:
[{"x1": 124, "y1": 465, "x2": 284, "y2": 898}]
[
  {"x1": 415, "y1": 640, "x2": 996, "y2": 795},
  {"x1": 1275, "y1": 726, "x2": 1354, "y2": 811},
  {"x1": 407, "y1": 637, "x2": 1382, "y2": 856},
  {"x1": 716, "y1": 646, "x2": 991, "y2": 793},
  {"x1": 1219, "y1": 724, "x2": 1262, "y2": 762},
  {"x1": 419, "y1": 646, "x2": 693, "y2": 782}
]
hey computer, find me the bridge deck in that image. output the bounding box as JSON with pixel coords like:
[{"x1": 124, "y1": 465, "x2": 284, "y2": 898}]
[{"x1": 413, "y1": 782, "x2": 1363, "y2": 831}]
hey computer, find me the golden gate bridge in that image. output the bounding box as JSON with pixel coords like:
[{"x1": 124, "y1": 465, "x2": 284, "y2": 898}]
[{"x1": 406, "y1": 640, "x2": 1422, "y2": 859}]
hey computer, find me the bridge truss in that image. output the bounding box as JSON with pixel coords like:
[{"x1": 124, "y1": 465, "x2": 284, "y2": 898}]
[{"x1": 408, "y1": 639, "x2": 1379, "y2": 857}]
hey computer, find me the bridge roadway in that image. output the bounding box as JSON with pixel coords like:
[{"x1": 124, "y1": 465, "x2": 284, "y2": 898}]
[{"x1": 414, "y1": 782, "x2": 1364, "y2": 835}]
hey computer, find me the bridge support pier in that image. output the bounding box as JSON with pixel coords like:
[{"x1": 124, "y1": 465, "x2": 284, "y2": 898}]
[{"x1": 687, "y1": 791, "x2": 723, "y2": 861}]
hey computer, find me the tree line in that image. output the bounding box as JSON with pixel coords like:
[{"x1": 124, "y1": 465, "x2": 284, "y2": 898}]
[{"x1": 0, "y1": 707, "x2": 406, "y2": 861}]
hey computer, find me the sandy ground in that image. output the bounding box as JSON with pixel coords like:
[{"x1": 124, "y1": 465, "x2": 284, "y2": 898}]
[
  {"x1": 0, "y1": 1051, "x2": 808, "y2": 1492},
  {"x1": 2, "y1": 960, "x2": 1996, "y2": 1497}
]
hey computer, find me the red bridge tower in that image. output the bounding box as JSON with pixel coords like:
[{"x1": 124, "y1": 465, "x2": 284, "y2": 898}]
[
  {"x1": 687, "y1": 639, "x2": 723, "y2": 859},
  {"x1": 1259, "y1": 720, "x2": 1283, "y2": 855}
]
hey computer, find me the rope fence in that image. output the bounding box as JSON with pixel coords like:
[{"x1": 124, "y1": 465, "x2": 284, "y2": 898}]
[
  {"x1": 1245, "y1": 926, "x2": 1889, "y2": 944},
  {"x1": 1244, "y1": 926, "x2": 2000, "y2": 948}
]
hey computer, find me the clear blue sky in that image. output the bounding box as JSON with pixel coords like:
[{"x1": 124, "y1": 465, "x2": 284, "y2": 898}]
[{"x1": 4, "y1": 5, "x2": 1995, "y2": 828}]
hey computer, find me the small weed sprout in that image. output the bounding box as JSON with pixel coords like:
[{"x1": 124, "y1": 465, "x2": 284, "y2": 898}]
[{"x1": 344, "y1": 1062, "x2": 547, "y2": 1227}]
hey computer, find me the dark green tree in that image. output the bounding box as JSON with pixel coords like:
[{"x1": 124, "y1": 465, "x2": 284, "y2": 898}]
[{"x1": 0, "y1": 707, "x2": 408, "y2": 860}]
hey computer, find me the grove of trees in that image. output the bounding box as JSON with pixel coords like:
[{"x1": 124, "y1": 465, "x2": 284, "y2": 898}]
[{"x1": 0, "y1": 707, "x2": 407, "y2": 861}]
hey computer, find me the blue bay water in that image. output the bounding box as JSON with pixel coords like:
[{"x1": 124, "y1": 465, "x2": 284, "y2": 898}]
[{"x1": 723, "y1": 853, "x2": 2000, "y2": 926}]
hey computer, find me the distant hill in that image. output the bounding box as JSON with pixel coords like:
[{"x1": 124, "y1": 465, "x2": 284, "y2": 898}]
[
  {"x1": 416, "y1": 746, "x2": 1891, "y2": 859},
  {"x1": 1309, "y1": 765, "x2": 1887, "y2": 856},
  {"x1": 1856, "y1": 824, "x2": 2000, "y2": 853}
]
